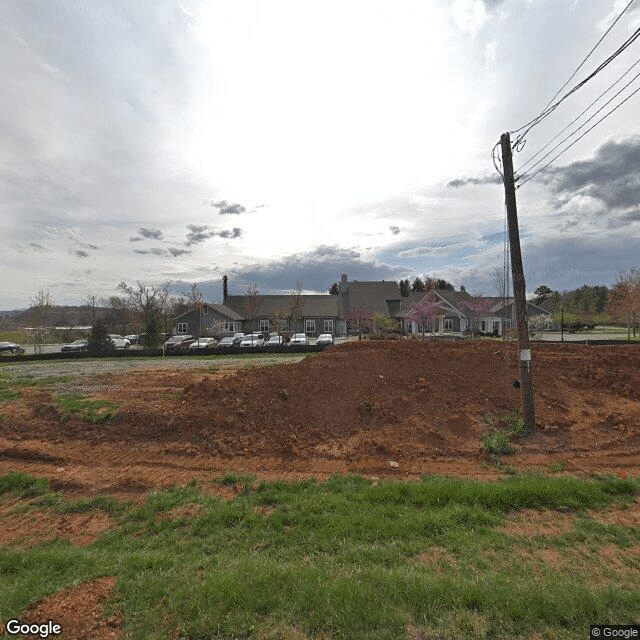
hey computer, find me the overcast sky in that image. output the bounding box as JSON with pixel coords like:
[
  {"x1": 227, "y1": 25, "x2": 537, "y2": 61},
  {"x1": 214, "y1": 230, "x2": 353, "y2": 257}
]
[{"x1": 2, "y1": 0, "x2": 640, "y2": 308}]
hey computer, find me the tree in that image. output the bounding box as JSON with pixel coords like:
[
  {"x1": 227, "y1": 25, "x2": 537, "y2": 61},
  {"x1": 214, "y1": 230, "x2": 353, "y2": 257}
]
[
  {"x1": 82, "y1": 291, "x2": 101, "y2": 325},
  {"x1": 345, "y1": 307, "x2": 373, "y2": 340},
  {"x1": 87, "y1": 318, "x2": 113, "y2": 355},
  {"x1": 290, "y1": 279, "x2": 304, "y2": 333},
  {"x1": 459, "y1": 285, "x2": 467, "y2": 294},
  {"x1": 117, "y1": 280, "x2": 172, "y2": 344},
  {"x1": 28, "y1": 289, "x2": 55, "y2": 354},
  {"x1": 459, "y1": 295, "x2": 493, "y2": 337},
  {"x1": 398, "y1": 279, "x2": 411, "y2": 297},
  {"x1": 534, "y1": 285, "x2": 553, "y2": 305},
  {"x1": 492, "y1": 266, "x2": 508, "y2": 299},
  {"x1": 607, "y1": 270, "x2": 640, "y2": 339},
  {"x1": 528, "y1": 313, "x2": 551, "y2": 340},
  {"x1": 182, "y1": 282, "x2": 203, "y2": 308},
  {"x1": 328, "y1": 282, "x2": 340, "y2": 295},
  {"x1": 411, "y1": 277, "x2": 425, "y2": 292},
  {"x1": 243, "y1": 284, "x2": 263, "y2": 332},
  {"x1": 435, "y1": 278, "x2": 454, "y2": 291},
  {"x1": 405, "y1": 298, "x2": 442, "y2": 337}
]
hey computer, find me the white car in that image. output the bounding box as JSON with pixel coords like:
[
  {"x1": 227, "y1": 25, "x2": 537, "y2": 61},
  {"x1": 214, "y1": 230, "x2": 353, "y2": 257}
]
[
  {"x1": 317, "y1": 333, "x2": 334, "y2": 346},
  {"x1": 108, "y1": 334, "x2": 131, "y2": 349},
  {"x1": 266, "y1": 335, "x2": 284, "y2": 346},
  {"x1": 189, "y1": 337, "x2": 217, "y2": 350},
  {"x1": 239, "y1": 333, "x2": 264, "y2": 348},
  {"x1": 289, "y1": 333, "x2": 309, "y2": 346}
]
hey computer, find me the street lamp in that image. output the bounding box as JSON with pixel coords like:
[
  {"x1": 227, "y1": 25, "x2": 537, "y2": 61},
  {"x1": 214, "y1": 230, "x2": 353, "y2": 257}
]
[{"x1": 561, "y1": 305, "x2": 564, "y2": 343}]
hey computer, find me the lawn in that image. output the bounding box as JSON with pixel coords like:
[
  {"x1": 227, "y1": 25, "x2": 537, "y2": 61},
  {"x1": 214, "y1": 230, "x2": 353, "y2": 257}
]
[{"x1": 1, "y1": 472, "x2": 638, "y2": 639}]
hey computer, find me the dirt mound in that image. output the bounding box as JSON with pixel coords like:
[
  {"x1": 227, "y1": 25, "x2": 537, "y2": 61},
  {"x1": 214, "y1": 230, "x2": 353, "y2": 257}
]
[{"x1": 1, "y1": 340, "x2": 639, "y2": 488}]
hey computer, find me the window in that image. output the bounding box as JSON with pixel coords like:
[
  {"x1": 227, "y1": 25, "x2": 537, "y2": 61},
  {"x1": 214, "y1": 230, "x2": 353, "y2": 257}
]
[
  {"x1": 203, "y1": 305, "x2": 208, "y2": 315},
  {"x1": 224, "y1": 321, "x2": 240, "y2": 332},
  {"x1": 324, "y1": 319, "x2": 334, "y2": 333},
  {"x1": 305, "y1": 319, "x2": 316, "y2": 334},
  {"x1": 177, "y1": 323, "x2": 188, "y2": 334},
  {"x1": 260, "y1": 319, "x2": 270, "y2": 332},
  {"x1": 444, "y1": 319, "x2": 453, "y2": 331}
]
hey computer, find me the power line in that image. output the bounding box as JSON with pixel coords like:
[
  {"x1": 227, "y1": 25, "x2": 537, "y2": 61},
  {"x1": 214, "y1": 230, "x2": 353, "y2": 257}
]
[
  {"x1": 516, "y1": 83, "x2": 640, "y2": 188},
  {"x1": 512, "y1": 24, "x2": 640, "y2": 146},
  {"x1": 516, "y1": 55, "x2": 640, "y2": 174}
]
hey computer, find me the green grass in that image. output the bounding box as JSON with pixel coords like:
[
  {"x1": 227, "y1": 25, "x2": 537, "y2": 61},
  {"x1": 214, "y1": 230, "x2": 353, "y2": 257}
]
[
  {"x1": 0, "y1": 373, "x2": 76, "y2": 404},
  {"x1": 1, "y1": 472, "x2": 639, "y2": 639},
  {"x1": 55, "y1": 393, "x2": 121, "y2": 424}
]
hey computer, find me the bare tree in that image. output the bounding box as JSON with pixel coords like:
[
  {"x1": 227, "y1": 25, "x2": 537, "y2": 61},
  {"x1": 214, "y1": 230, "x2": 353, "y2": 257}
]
[
  {"x1": 182, "y1": 282, "x2": 203, "y2": 308},
  {"x1": 290, "y1": 279, "x2": 304, "y2": 334},
  {"x1": 243, "y1": 284, "x2": 263, "y2": 332},
  {"x1": 82, "y1": 291, "x2": 100, "y2": 325},
  {"x1": 28, "y1": 289, "x2": 55, "y2": 354}
]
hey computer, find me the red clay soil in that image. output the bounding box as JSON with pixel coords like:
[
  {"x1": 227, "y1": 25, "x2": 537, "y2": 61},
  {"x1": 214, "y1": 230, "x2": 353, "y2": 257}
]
[{"x1": 1, "y1": 339, "x2": 639, "y2": 496}]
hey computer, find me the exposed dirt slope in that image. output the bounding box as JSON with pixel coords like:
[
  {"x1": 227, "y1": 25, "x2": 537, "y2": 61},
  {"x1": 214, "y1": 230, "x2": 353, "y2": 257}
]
[{"x1": 1, "y1": 340, "x2": 639, "y2": 495}]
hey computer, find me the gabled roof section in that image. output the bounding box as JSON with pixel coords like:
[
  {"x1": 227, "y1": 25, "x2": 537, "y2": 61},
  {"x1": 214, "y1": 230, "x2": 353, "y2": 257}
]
[
  {"x1": 429, "y1": 289, "x2": 470, "y2": 316},
  {"x1": 224, "y1": 294, "x2": 338, "y2": 318},
  {"x1": 339, "y1": 280, "x2": 402, "y2": 317},
  {"x1": 175, "y1": 303, "x2": 244, "y2": 321}
]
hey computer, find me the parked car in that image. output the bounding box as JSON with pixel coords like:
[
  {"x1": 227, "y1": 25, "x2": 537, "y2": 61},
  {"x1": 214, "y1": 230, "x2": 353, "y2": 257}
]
[
  {"x1": 164, "y1": 335, "x2": 194, "y2": 351},
  {"x1": 0, "y1": 341, "x2": 23, "y2": 354},
  {"x1": 232, "y1": 332, "x2": 245, "y2": 345},
  {"x1": 240, "y1": 333, "x2": 265, "y2": 348},
  {"x1": 217, "y1": 336, "x2": 236, "y2": 348},
  {"x1": 317, "y1": 333, "x2": 334, "y2": 346},
  {"x1": 124, "y1": 334, "x2": 142, "y2": 345},
  {"x1": 289, "y1": 333, "x2": 309, "y2": 346},
  {"x1": 61, "y1": 339, "x2": 89, "y2": 352},
  {"x1": 266, "y1": 335, "x2": 284, "y2": 346},
  {"x1": 189, "y1": 337, "x2": 217, "y2": 350},
  {"x1": 108, "y1": 334, "x2": 131, "y2": 349}
]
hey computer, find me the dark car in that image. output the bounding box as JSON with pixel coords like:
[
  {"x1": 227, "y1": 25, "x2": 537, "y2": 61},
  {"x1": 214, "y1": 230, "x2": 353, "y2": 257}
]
[
  {"x1": 163, "y1": 335, "x2": 194, "y2": 351},
  {"x1": 61, "y1": 339, "x2": 89, "y2": 352},
  {"x1": 0, "y1": 341, "x2": 23, "y2": 354}
]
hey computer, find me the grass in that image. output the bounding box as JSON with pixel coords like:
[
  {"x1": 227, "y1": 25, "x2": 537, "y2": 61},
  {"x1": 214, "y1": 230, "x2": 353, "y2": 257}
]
[
  {"x1": 55, "y1": 393, "x2": 121, "y2": 424},
  {"x1": 0, "y1": 373, "x2": 76, "y2": 404},
  {"x1": 481, "y1": 408, "x2": 528, "y2": 458},
  {"x1": 1, "y1": 472, "x2": 639, "y2": 639}
]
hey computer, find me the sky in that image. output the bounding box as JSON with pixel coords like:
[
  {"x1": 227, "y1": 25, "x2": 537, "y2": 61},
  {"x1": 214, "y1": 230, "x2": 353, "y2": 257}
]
[{"x1": 2, "y1": 0, "x2": 640, "y2": 309}]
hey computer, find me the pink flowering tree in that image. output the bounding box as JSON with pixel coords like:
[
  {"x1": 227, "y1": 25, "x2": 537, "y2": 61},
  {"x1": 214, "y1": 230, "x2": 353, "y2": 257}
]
[
  {"x1": 405, "y1": 299, "x2": 442, "y2": 337},
  {"x1": 345, "y1": 307, "x2": 373, "y2": 340},
  {"x1": 459, "y1": 297, "x2": 493, "y2": 337}
]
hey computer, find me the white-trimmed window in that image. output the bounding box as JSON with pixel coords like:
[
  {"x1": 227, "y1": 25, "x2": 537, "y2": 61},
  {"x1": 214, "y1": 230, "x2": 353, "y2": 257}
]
[
  {"x1": 224, "y1": 321, "x2": 240, "y2": 332},
  {"x1": 444, "y1": 319, "x2": 453, "y2": 331},
  {"x1": 324, "y1": 319, "x2": 334, "y2": 333},
  {"x1": 305, "y1": 319, "x2": 316, "y2": 334},
  {"x1": 260, "y1": 319, "x2": 270, "y2": 332},
  {"x1": 177, "y1": 322, "x2": 188, "y2": 334}
]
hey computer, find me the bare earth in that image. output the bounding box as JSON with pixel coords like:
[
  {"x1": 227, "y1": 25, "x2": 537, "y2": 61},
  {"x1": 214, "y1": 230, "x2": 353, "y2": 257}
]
[
  {"x1": 1, "y1": 339, "x2": 639, "y2": 638},
  {"x1": 1, "y1": 339, "x2": 638, "y2": 493}
]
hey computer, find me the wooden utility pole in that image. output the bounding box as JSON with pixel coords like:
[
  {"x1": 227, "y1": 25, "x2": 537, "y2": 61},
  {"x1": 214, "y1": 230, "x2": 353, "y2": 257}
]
[{"x1": 500, "y1": 132, "x2": 536, "y2": 433}]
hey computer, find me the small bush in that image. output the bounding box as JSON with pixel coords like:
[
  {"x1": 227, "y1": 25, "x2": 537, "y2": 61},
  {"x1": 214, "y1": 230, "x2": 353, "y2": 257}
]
[{"x1": 482, "y1": 429, "x2": 516, "y2": 455}]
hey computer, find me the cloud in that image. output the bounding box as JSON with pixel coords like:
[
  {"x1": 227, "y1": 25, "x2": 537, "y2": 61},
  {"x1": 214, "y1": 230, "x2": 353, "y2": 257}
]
[
  {"x1": 168, "y1": 247, "x2": 192, "y2": 257},
  {"x1": 185, "y1": 224, "x2": 242, "y2": 245},
  {"x1": 447, "y1": 174, "x2": 502, "y2": 188},
  {"x1": 389, "y1": 226, "x2": 400, "y2": 235},
  {"x1": 398, "y1": 239, "x2": 484, "y2": 258},
  {"x1": 227, "y1": 245, "x2": 406, "y2": 294},
  {"x1": 544, "y1": 136, "x2": 640, "y2": 224},
  {"x1": 138, "y1": 227, "x2": 164, "y2": 240},
  {"x1": 71, "y1": 249, "x2": 89, "y2": 258},
  {"x1": 219, "y1": 203, "x2": 246, "y2": 215},
  {"x1": 134, "y1": 248, "x2": 167, "y2": 256},
  {"x1": 202, "y1": 198, "x2": 247, "y2": 214}
]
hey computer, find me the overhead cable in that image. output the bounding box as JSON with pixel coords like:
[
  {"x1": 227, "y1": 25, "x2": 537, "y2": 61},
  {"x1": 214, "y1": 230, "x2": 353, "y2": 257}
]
[
  {"x1": 516, "y1": 83, "x2": 640, "y2": 188},
  {"x1": 516, "y1": 55, "x2": 640, "y2": 174}
]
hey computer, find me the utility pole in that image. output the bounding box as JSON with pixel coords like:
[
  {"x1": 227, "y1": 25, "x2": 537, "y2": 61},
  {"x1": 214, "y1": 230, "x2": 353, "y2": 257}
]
[{"x1": 500, "y1": 132, "x2": 536, "y2": 434}]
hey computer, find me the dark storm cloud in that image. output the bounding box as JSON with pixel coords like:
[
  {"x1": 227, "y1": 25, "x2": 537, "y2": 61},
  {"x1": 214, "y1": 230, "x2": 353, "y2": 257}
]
[
  {"x1": 185, "y1": 224, "x2": 242, "y2": 245},
  {"x1": 228, "y1": 245, "x2": 405, "y2": 294},
  {"x1": 545, "y1": 136, "x2": 640, "y2": 218},
  {"x1": 447, "y1": 174, "x2": 502, "y2": 188}
]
